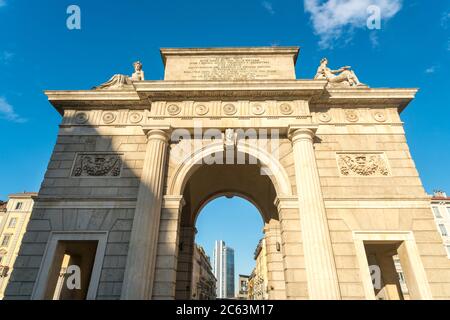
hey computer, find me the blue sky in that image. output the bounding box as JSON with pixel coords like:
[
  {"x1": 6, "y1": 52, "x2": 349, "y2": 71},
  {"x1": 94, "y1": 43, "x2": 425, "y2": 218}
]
[
  {"x1": 196, "y1": 196, "x2": 264, "y2": 292},
  {"x1": 0, "y1": 0, "x2": 449, "y2": 292}
]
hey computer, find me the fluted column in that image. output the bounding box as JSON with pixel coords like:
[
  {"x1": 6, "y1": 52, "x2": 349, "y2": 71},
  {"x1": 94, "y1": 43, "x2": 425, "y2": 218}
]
[
  {"x1": 289, "y1": 126, "x2": 341, "y2": 299},
  {"x1": 121, "y1": 128, "x2": 170, "y2": 300}
]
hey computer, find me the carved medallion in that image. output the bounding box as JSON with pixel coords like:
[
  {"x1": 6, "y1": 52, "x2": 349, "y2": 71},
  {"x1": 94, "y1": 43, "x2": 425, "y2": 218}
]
[
  {"x1": 251, "y1": 103, "x2": 265, "y2": 115},
  {"x1": 318, "y1": 112, "x2": 331, "y2": 123},
  {"x1": 72, "y1": 153, "x2": 122, "y2": 177},
  {"x1": 195, "y1": 104, "x2": 209, "y2": 116},
  {"x1": 373, "y1": 111, "x2": 386, "y2": 122},
  {"x1": 223, "y1": 103, "x2": 237, "y2": 115},
  {"x1": 338, "y1": 153, "x2": 389, "y2": 177},
  {"x1": 74, "y1": 112, "x2": 89, "y2": 124},
  {"x1": 167, "y1": 104, "x2": 181, "y2": 115},
  {"x1": 279, "y1": 103, "x2": 293, "y2": 115},
  {"x1": 129, "y1": 112, "x2": 143, "y2": 124},
  {"x1": 345, "y1": 110, "x2": 359, "y2": 122},
  {"x1": 102, "y1": 112, "x2": 117, "y2": 124}
]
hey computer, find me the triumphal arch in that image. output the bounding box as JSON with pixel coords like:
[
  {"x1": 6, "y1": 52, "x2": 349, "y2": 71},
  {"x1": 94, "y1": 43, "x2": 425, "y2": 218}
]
[{"x1": 6, "y1": 47, "x2": 450, "y2": 300}]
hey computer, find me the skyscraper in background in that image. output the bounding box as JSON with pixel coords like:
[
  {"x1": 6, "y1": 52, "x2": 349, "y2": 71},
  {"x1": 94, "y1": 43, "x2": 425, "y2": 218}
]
[{"x1": 213, "y1": 240, "x2": 235, "y2": 299}]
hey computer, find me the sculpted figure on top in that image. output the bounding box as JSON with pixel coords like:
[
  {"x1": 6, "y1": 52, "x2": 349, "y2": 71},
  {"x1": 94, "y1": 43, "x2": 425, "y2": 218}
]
[
  {"x1": 314, "y1": 58, "x2": 366, "y2": 87},
  {"x1": 94, "y1": 61, "x2": 145, "y2": 90}
]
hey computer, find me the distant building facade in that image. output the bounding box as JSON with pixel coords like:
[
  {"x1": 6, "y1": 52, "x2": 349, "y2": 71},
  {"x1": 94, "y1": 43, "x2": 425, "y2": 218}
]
[
  {"x1": 191, "y1": 244, "x2": 216, "y2": 300},
  {"x1": 236, "y1": 274, "x2": 249, "y2": 299},
  {"x1": 430, "y1": 191, "x2": 450, "y2": 258},
  {"x1": 213, "y1": 240, "x2": 235, "y2": 299},
  {"x1": 248, "y1": 239, "x2": 268, "y2": 300},
  {"x1": 0, "y1": 201, "x2": 6, "y2": 234},
  {"x1": 0, "y1": 193, "x2": 37, "y2": 299}
]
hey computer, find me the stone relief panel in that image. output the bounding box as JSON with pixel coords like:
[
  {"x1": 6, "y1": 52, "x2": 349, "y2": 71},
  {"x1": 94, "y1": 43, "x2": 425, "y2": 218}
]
[
  {"x1": 337, "y1": 153, "x2": 390, "y2": 177},
  {"x1": 71, "y1": 153, "x2": 123, "y2": 177}
]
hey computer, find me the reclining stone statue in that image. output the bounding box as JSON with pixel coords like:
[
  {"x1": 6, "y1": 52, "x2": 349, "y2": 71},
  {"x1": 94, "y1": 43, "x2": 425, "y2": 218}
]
[
  {"x1": 94, "y1": 61, "x2": 145, "y2": 90},
  {"x1": 314, "y1": 58, "x2": 366, "y2": 87}
]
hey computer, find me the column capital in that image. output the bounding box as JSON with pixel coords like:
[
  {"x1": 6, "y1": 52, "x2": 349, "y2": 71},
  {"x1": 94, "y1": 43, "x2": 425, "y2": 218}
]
[
  {"x1": 274, "y1": 196, "x2": 298, "y2": 212},
  {"x1": 142, "y1": 125, "x2": 171, "y2": 142},
  {"x1": 162, "y1": 195, "x2": 185, "y2": 209},
  {"x1": 288, "y1": 125, "x2": 318, "y2": 143}
]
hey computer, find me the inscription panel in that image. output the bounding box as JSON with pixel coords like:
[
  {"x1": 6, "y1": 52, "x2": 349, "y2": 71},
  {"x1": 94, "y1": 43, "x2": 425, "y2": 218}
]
[{"x1": 164, "y1": 55, "x2": 296, "y2": 81}]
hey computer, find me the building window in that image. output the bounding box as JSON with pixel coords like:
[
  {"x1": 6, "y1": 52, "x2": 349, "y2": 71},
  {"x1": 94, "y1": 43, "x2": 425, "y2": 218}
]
[
  {"x1": 447, "y1": 207, "x2": 450, "y2": 217},
  {"x1": 15, "y1": 202, "x2": 23, "y2": 210},
  {"x1": 8, "y1": 218, "x2": 17, "y2": 228},
  {"x1": 432, "y1": 206, "x2": 442, "y2": 218},
  {"x1": 1, "y1": 234, "x2": 12, "y2": 247},
  {"x1": 439, "y1": 224, "x2": 448, "y2": 237}
]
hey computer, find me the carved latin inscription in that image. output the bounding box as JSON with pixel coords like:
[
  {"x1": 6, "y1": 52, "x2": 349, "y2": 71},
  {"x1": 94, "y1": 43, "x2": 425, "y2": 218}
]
[
  {"x1": 72, "y1": 153, "x2": 122, "y2": 177},
  {"x1": 338, "y1": 153, "x2": 389, "y2": 177}
]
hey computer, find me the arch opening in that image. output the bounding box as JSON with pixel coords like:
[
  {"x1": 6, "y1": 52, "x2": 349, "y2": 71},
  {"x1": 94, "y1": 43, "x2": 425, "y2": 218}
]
[{"x1": 173, "y1": 160, "x2": 285, "y2": 300}]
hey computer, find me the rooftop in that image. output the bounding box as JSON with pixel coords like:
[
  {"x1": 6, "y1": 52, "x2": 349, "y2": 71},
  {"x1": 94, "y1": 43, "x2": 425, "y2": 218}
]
[
  {"x1": 8, "y1": 192, "x2": 38, "y2": 199},
  {"x1": 432, "y1": 190, "x2": 450, "y2": 201}
]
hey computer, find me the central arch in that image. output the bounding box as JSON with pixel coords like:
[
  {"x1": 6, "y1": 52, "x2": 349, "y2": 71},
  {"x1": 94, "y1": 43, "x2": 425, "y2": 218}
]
[
  {"x1": 174, "y1": 162, "x2": 285, "y2": 299},
  {"x1": 166, "y1": 142, "x2": 294, "y2": 300},
  {"x1": 151, "y1": 141, "x2": 304, "y2": 300}
]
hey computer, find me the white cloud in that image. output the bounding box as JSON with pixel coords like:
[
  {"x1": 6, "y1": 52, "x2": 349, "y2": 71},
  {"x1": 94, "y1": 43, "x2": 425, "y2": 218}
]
[
  {"x1": 369, "y1": 31, "x2": 379, "y2": 47},
  {"x1": 0, "y1": 51, "x2": 14, "y2": 64},
  {"x1": 0, "y1": 97, "x2": 27, "y2": 123},
  {"x1": 304, "y1": 0, "x2": 402, "y2": 48},
  {"x1": 425, "y1": 66, "x2": 436, "y2": 74},
  {"x1": 441, "y1": 11, "x2": 450, "y2": 28},
  {"x1": 0, "y1": 0, "x2": 6, "y2": 8},
  {"x1": 262, "y1": 1, "x2": 275, "y2": 15}
]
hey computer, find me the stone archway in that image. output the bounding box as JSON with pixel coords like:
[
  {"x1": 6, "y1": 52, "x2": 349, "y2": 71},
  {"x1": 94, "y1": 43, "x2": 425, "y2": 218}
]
[
  {"x1": 151, "y1": 142, "x2": 304, "y2": 300},
  {"x1": 174, "y1": 163, "x2": 283, "y2": 300}
]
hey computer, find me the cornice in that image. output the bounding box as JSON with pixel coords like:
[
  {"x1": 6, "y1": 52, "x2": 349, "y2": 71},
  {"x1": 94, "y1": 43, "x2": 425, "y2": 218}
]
[
  {"x1": 312, "y1": 87, "x2": 419, "y2": 112},
  {"x1": 44, "y1": 90, "x2": 141, "y2": 114},
  {"x1": 133, "y1": 80, "x2": 327, "y2": 100},
  {"x1": 44, "y1": 82, "x2": 419, "y2": 114},
  {"x1": 160, "y1": 46, "x2": 300, "y2": 65}
]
